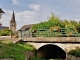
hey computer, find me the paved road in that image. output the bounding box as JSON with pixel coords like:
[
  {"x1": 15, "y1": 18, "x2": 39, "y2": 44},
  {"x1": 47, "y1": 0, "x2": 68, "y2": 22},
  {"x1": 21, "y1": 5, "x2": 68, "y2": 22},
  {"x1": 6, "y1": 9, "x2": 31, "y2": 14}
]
[{"x1": 0, "y1": 38, "x2": 19, "y2": 43}]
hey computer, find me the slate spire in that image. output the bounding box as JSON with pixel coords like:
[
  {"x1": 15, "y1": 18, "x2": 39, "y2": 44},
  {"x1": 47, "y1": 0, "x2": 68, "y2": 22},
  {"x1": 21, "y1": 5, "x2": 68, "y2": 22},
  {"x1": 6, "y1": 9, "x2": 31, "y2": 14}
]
[
  {"x1": 10, "y1": 11, "x2": 16, "y2": 33},
  {"x1": 11, "y1": 11, "x2": 15, "y2": 22}
]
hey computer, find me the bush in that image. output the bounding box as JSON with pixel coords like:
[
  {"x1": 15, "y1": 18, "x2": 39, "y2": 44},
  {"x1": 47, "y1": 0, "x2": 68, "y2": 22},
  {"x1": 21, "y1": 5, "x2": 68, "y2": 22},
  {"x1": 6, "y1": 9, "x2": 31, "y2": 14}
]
[
  {"x1": 50, "y1": 26, "x2": 61, "y2": 32},
  {"x1": 68, "y1": 49, "x2": 80, "y2": 57},
  {"x1": 31, "y1": 57, "x2": 40, "y2": 60},
  {"x1": 76, "y1": 24, "x2": 80, "y2": 33},
  {"x1": 0, "y1": 28, "x2": 11, "y2": 36},
  {"x1": 0, "y1": 42, "x2": 35, "y2": 60}
]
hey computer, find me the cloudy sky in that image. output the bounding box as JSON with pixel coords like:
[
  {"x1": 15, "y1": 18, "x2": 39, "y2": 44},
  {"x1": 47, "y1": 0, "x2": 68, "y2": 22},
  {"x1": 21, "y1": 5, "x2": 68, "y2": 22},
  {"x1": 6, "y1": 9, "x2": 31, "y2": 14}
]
[{"x1": 0, "y1": 0, "x2": 80, "y2": 30}]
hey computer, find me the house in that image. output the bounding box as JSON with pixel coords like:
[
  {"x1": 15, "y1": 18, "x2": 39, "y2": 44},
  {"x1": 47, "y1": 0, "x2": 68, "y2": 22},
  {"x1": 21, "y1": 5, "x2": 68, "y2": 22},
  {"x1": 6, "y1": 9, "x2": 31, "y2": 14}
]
[
  {"x1": 0, "y1": 8, "x2": 5, "y2": 19},
  {"x1": 0, "y1": 26, "x2": 9, "y2": 30},
  {"x1": 18, "y1": 24, "x2": 34, "y2": 38},
  {"x1": 0, "y1": 8, "x2": 5, "y2": 13}
]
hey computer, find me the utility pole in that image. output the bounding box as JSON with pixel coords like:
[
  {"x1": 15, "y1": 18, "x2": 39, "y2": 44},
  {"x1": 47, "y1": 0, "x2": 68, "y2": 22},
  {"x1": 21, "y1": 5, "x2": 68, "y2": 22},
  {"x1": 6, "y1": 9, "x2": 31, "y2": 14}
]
[{"x1": 10, "y1": 29, "x2": 12, "y2": 38}]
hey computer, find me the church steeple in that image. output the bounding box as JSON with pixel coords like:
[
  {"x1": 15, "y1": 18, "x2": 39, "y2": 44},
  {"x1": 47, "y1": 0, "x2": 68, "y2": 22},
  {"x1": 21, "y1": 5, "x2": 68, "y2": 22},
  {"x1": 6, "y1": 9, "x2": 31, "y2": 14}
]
[
  {"x1": 10, "y1": 11, "x2": 16, "y2": 33},
  {"x1": 11, "y1": 11, "x2": 15, "y2": 22}
]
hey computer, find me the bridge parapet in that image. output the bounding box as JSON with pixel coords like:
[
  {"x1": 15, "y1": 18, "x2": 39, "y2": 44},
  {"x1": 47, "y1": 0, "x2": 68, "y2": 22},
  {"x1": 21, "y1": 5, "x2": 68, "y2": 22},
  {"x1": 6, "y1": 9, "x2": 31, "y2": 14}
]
[{"x1": 23, "y1": 37, "x2": 80, "y2": 43}]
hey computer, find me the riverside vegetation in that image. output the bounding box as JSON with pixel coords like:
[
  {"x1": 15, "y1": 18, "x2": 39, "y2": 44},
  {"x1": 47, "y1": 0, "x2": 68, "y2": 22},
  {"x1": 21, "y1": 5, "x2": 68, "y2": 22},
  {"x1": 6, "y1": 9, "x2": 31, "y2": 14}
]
[
  {"x1": 68, "y1": 48, "x2": 80, "y2": 57},
  {"x1": 31, "y1": 13, "x2": 80, "y2": 37},
  {"x1": 0, "y1": 42, "x2": 35, "y2": 60},
  {"x1": 1, "y1": 41, "x2": 78, "y2": 60},
  {"x1": 0, "y1": 13, "x2": 80, "y2": 60}
]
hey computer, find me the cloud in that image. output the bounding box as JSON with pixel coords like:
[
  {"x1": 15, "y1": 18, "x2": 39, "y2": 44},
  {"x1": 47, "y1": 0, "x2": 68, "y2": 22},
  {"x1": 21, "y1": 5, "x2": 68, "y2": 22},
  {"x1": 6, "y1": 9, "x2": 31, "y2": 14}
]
[
  {"x1": 29, "y1": 4, "x2": 41, "y2": 11},
  {"x1": 12, "y1": 0, "x2": 18, "y2": 4},
  {"x1": 16, "y1": 11, "x2": 37, "y2": 22},
  {"x1": 0, "y1": 9, "x2": 40, "y2": 30},
  {"x1": 71, "y1": 0, "x2": 80, "y2": 7},
  {"x1": 72, "y1": 0, "x2": 80, "y2": 3},
  {"x1": 0, "y1": 9, "x2": 12, "y2": 27}
]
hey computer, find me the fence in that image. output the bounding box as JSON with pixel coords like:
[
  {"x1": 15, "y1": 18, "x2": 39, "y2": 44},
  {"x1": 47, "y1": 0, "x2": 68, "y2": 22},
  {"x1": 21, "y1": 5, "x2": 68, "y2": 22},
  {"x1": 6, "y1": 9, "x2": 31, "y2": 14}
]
[
  {"x1": 28, "y1": 28, "x2": 80, "y2": 37},
  {"x1": 21, "y1": 28, "x2": 80, "y2": 38}
]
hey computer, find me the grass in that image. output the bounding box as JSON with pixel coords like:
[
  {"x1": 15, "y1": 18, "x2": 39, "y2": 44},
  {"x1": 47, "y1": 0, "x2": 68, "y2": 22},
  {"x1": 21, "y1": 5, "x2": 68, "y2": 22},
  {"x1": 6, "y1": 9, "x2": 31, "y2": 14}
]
[
  {"x1": 0, "y1": 40, "x2": 12, "y2": 44},
  {"x1": 0, "y1": 42, "x2": 36, "y2": 60}
]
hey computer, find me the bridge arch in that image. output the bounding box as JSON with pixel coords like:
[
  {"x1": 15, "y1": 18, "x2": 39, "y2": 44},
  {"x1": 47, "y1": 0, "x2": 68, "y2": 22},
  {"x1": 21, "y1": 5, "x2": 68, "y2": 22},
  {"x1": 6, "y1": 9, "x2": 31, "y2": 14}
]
[
  {"x1": 37, "y1": 44, "x2": 66, "y2": 59},
  {"x1": 38, "y1": 43, "x2": 66, "y2": 51}
]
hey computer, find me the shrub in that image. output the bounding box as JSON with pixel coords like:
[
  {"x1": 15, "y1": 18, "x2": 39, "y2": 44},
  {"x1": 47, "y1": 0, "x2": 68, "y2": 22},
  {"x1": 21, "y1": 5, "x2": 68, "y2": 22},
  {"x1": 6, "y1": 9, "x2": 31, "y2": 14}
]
[
  {"x1": 50, "y1": 26, "x2": 61, "y2": 32},
  {"x1": 0, "y1": 29, "x2": 11, "y2": 36},
  {"x1": 68, "y1": 49, "x2": 80, "y2": 57}
]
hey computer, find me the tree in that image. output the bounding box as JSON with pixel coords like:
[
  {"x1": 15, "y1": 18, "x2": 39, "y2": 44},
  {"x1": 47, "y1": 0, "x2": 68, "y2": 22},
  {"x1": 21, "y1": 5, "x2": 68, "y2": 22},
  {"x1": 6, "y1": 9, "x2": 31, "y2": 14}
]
[
  {"x1": 0, "y1": 28, "x2": 11, "y2": 36},
  {"x1": 76, "y1": 24, "x2": 80, "y2": 33},
  {"x1": 32, "y1": 12, "x2": 65, "y2": 30},
  {"x1": 70, "y1": 20, "x2": 78, "y2": 27}
]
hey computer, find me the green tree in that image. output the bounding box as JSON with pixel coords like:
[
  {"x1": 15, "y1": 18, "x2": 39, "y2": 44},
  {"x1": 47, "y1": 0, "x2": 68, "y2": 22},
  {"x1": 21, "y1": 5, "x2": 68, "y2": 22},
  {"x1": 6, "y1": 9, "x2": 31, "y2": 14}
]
[
  {"x1": 76, "y1": 24, "x2": 80, "y2": 33},
  {"x1": 63, "y1": 19, "x2": 69, "y2": 27},
  {"x1": 70, "y1": 20, "x2": 78, "y2": 27},
  {"x1": 0, "y1": 28, "x2": 11, "y2": 36},
  {"x1": 32, "y1": 13, "x2": 65, "y2": 30}
]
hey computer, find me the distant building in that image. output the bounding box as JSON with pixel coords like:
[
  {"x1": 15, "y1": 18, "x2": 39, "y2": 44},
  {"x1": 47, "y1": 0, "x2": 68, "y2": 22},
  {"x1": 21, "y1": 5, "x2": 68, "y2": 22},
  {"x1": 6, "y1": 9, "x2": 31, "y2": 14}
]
[
  {"x1": 18, "y1": 24, "x2": 34, "y2": 38},
  {"x1": 9, "y1": 11, "x2": 16, "y2": 33},
  {"x1": 0, "y1": 8, "x2": 6, "y2": 30},
  {"x1": 0, "y1": 8, "x2": 5, "y2": 13},
  {"x1": 0, "y1": 10, "x2": 17, "y2": 33},
  {"x1": 0, "y1": 8, "x2": 5, "y2": 19},
  {"x1": 0, "y1": 22, "x2": 9, "y2": 30},
  {"x1": 0, "y1": 26, "x2": 9, "y2": 30}
]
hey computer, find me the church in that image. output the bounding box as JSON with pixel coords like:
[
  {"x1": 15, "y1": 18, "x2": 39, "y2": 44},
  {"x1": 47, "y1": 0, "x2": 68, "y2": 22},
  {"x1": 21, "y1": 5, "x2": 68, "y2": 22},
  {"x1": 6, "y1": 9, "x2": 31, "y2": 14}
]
[
  {"x1": 9, "y1": 11, "x2": 16, "y2": 33},
  {"x1": 0, "y1": 11, "x2": 17, "y2": 34}
]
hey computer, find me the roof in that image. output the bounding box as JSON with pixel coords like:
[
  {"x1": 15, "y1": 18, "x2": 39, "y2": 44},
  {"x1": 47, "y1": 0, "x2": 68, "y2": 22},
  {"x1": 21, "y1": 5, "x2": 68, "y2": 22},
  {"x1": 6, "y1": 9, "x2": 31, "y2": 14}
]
[
  {"x1": 0, "y1": 26, "x2": 9, "y2": 30},
  {"x1": 0, "y1": 26, "x2": 9, "y2": 28},
  {"x1": 0, "y1": 8, "x2": 5, "y2": 13},
  {"x1": 19, "y1": 24, "x2": 34, "y2": 31},
  {"x1": 10, "y1": 11, "x2": 16, "y2": 22}
]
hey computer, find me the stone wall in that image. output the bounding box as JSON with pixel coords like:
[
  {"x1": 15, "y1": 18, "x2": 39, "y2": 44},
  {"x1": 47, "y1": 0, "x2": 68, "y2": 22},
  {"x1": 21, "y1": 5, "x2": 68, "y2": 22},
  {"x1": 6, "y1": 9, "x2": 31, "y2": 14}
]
[
  {"x1": 66, "y1": 54, "x2": 80, "y2": 60},
  {"x1": 25, "y1": 50, "x2": 36, "y2": 60},
  {"x1": 23, "y1": 37, "x2": 80, "y2": 42},
  {"x1": 0, "y1": 36, "x2": 11, "y2": 38},
  {"x1": 28, "y1": 42, "x2": 80, "y2": 53},
  {"x1": 0, "y1": 58, "x2": 14, "y2": 60}
]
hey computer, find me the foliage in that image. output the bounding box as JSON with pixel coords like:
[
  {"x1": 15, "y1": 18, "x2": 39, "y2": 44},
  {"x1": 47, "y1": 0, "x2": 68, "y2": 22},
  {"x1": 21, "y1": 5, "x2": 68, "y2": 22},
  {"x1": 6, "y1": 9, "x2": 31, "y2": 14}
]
[
  {"x1": 50, "y1": 26, "x2": 61, "y2": 32},
  {"x1": 70, "y1": 20, "x2": 78, "y2": 28},
  {"x1": 31, "y1": 13, "x2": 77, "y2": 30},
  {"x1": 31, "y1": 12, "x2": 80, "y2": 37},
  {"x1": 32, "y1": 13, "x2": 65, "y2": 30},
  {"x1": 0, "y1": 28, "x2": 11, "y2": 36},
  {"x1": 31, "y1": 57, "x2": 40, "y2": 60},
  {"x1": 0, "y1": 42, "x2": 35, "y2": 60},
  {"x1": 76, "y1": 23, "x2": 80, "y2": 33},
  {"x1": 65, "y1": 24, "x2": 77, "y2": 37},
  {"x1": 31, "y1": 29, "x2": 62, "y2": 37},
  {"x1": 68, "y1": 48, "x2": 80, "y2": 57}
]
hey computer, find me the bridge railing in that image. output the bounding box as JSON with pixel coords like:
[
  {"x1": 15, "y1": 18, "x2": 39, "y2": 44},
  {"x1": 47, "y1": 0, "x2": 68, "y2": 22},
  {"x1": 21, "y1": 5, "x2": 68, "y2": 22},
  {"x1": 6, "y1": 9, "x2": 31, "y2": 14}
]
[
  {"x1": 29, "y1": 33, "x2": 80, "y2": 37},
  {"x1": 27, "y1": 28, "x2": 80, "y2": 37},
  {"x1": 21, "y1": 28, "x2": 80, "y2": 38}
]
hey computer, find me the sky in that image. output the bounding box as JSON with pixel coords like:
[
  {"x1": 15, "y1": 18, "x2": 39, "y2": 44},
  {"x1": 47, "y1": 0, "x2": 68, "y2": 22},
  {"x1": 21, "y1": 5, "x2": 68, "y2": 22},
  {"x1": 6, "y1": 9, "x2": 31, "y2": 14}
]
[{"x1": 0, "y1": 0, "x2": 80, "y2": 30}]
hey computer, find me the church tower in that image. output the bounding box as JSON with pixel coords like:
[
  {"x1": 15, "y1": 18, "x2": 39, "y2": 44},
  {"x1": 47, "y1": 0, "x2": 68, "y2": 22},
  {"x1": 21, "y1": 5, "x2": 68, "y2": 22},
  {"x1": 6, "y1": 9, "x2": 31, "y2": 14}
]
[{"x1": 10, "y1": 11, "x2": 16, "y2": 33}]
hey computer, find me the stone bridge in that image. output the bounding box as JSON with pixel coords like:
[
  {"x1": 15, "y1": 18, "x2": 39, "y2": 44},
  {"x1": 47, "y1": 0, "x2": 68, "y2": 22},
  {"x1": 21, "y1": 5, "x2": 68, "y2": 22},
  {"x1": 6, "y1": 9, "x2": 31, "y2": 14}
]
[
  {"x1": 28, "y1": 42, "x2": 80, "y2": 52},
  {"x1": 26, "y1": 42, "x2": 80, "y2": 59},
  {"x1": 1, "y1": 37, "x2": 80, "y2": 59},
  {"x1": 23, "y1": 37, "x2": 80, "y2": 42},
  {"x1": 20, "y1": 37, "x2": 80, "y2": 59}
]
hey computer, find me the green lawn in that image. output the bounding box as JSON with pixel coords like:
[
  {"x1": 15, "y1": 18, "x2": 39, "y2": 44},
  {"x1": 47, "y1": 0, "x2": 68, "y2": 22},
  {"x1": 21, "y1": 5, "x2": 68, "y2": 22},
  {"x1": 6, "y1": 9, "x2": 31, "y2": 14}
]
[{"x1": 0, "y1": 42, "x2": 35, "y2": 60}]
